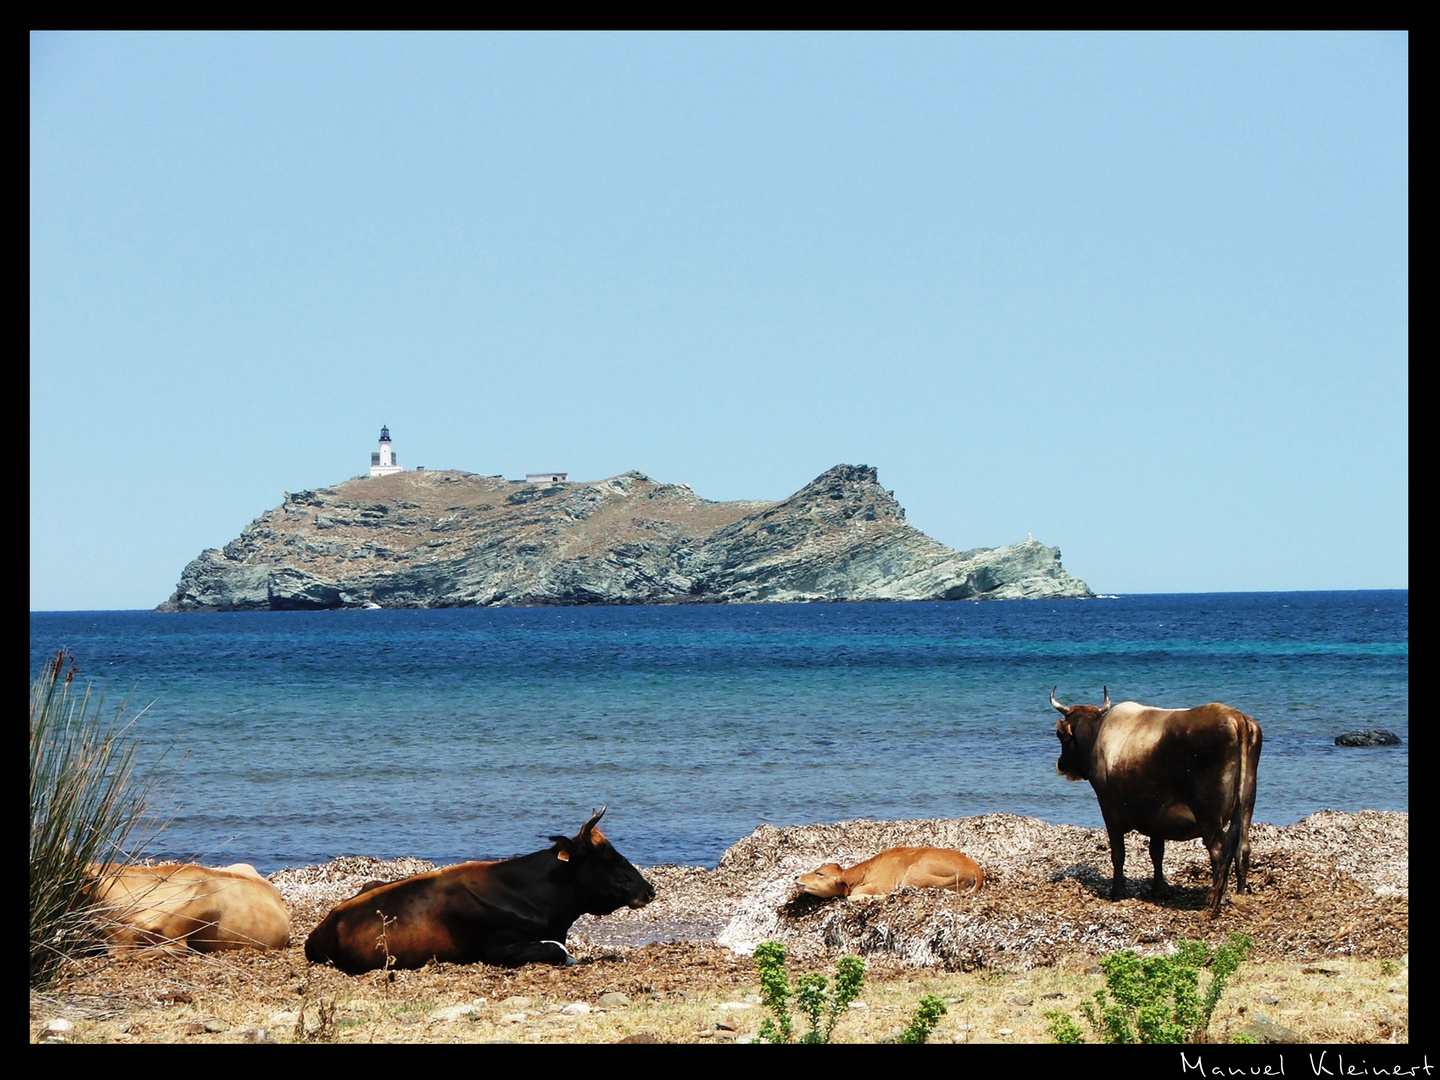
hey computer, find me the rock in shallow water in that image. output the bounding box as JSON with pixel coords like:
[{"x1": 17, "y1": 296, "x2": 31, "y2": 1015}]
[{"x1": 1334, "y1": 729, "x2": 1402, "y2": 747}]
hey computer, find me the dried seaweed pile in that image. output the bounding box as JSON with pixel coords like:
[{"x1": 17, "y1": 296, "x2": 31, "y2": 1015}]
[
  {"x1": 265, "y1": 813, "x2": 1406, "y2": 971},
  {"x1": 690, "y1": 811, "x2": 1408, "y2": 969}
]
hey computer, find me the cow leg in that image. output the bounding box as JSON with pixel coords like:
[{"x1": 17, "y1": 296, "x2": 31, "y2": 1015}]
[
  {"x1": 1204, "y1": 831, "x2": 1231, "y2": 917},
  {"x1": 485, "y1": 940, "x2": 577, "y2": 967},
  {"x1": 1105, "y1": 824, "x2": 1127, "y2": 900},
  {"x1": 1149, "y1": 836, "x2": 1168, "y2": 897},
  {"x1": 848, "y1": 883, "x2": 888, "y2": 897}
]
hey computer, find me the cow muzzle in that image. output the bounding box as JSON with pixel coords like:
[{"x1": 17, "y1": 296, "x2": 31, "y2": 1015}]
[{"x1": 628, "y1": 887, "x2": 656, "y2": 909}]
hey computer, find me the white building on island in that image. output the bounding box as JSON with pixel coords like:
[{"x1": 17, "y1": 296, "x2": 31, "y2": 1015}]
[{"x1": 369, "y1": 426, "x2": 402, "y2": 476}]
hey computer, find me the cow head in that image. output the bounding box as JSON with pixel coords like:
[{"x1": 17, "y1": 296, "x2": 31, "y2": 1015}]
[
  {"x1": 1051, "y1": 686, "x2": 1110, "y2": 781},
  {"x1": 549, "y1": 806, "x2": 656, "y2": 914},
  {"x1": 796, "y1": 863, "x2": 850, "y2": 898}
]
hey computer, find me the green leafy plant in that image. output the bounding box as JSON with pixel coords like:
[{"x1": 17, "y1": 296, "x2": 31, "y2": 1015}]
[
  {"x1": 893, "y1": 994, "x2": 948, "y2": 1044},
  {"x1": 754, "y1": 941, "x2": 795, "y2": 1043},
  {"x1": 754, "y1": 940, "x2": 865, "y2": 1044},
  {"x1": 30, "y1": 650, "x2": 168, "y2": 987},
  {"x1": 1044, "y1": 932, "x2": 1253, "y2": 1044},
  {"x1": 753, "y1": 940, "x2": 948, "y2": 1044},
  {"x1": 1046, "y1": 1009, "x2": 1086, "y2": 1044}
]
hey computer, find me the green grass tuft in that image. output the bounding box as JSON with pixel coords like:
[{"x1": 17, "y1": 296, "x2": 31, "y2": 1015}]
[{"x1": 30, "y1": 649, "x2": 169, "y2": 987}]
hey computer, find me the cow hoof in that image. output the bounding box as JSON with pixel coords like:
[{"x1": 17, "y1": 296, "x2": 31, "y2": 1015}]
[{"x1": 539, "y1": 939, "x2": 578, "y2": 966}]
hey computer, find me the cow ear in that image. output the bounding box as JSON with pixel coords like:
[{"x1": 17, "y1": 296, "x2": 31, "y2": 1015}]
[
  {"x1": 550, "y1": 835, "x2": 573, "y2": 862},
  {"x1": 1059, "y1": 720, "x2": 1073, "y2": 739}
]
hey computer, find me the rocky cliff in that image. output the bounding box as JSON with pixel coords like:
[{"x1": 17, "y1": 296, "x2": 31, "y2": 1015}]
[{"x1": 156, "y1": 465, "x2": 1092, "y2": 611}]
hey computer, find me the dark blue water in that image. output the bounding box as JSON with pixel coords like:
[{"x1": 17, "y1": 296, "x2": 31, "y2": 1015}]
[{"x1": 30, "y1": 592, "x2": 1407, "y2": 875}]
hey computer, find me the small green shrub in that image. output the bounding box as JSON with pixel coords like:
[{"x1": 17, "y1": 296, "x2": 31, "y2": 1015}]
[
  {"x1": 30, "y1": 650, "x2": 168, "y2": 987},
  {"x1": 753, "y1": 941, "x2": 950, "y2": 1044},
  {"x1": 1044, "y1": 932, "x2": 1253, "y2": 1044},
  {"x1": 893, "y1": 994, "x2": 948, "y2": 1044},
  {"x1": 1046, "y1": 1009, "x2": 1086, "y2": 1044},
  {"x1": 754, "y1": 940, "x2": 865, "y2": 1044}
]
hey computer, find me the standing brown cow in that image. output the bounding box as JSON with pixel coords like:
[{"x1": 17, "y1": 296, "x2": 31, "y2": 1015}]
[{"x1": 1051, "y1": 687, "x2": 1262, "y2": 917}]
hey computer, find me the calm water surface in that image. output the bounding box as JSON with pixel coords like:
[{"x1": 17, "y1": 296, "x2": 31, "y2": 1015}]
[{"x1": 30, "y1": 591, "x2": 1408, "y2": 874}]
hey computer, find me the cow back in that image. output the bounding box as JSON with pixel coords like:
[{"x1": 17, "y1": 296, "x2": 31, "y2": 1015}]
[
  {"x1": 306, "y1": 857, "x2": 578, "y2": 973},
  {"x1": 92, "y1": 863, "x2": 290, "y2": 953},
  {"x1": 304, "y1": 814, "x2": 655, "y2": 974},
  {"x1": 1087, "y1": 702, "x2": 1259, "y2": 839},
  {"x1": 853, "y1": 847, "x2": 984, "y2": 896}
]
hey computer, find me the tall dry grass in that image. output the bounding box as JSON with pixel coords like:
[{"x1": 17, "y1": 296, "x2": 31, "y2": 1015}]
[{"x1": 29, "y1": 649, "x2": 169, "y2": 987}]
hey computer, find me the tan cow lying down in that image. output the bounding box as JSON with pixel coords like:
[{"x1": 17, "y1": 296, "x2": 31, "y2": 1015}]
[
  {"x1": 88, "y1": 862, "x2": 291, "y2": 954},
  {"x1": 797, "y1": 846, "x2": 984, "y2": 898}
]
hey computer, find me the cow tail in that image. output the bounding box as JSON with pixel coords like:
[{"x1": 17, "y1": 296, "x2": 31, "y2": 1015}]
[
  {"x1": 1212, "y1": 714, "x2": 1259, "y2": 916},
  {"x1": 1237, "y1": 714, "x2": 1260, "y2": 836}
]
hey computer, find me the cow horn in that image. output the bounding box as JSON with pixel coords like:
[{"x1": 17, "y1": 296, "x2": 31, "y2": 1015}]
[
  {"x1": 1101, "y1": 686, "x2": 1111, "y2": 712},
  {"x1": 581, "y1": 805, "x2": 608, "y2": 836},
  {"x1": 1050, "y1": 686, "x2": 1072, "y2": 716}
]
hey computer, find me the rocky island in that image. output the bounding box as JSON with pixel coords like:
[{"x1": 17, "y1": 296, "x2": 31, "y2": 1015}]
[{"x1": 157, "y1": 464, "x2": 1092, "y2": 611}]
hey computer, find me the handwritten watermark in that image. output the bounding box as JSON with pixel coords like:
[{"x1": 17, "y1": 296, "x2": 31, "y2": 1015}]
[{"x1": 1180, "y1": 1054, "x2": 1432, "y2": 1078}]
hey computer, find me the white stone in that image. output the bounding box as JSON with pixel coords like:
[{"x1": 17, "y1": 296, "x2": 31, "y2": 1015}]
[{"x1": 430, "y1": 1004, "x2": 478, "y2": 1022}]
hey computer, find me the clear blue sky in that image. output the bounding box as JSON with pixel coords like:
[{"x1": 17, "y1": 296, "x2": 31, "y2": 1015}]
[{"x1": 30, "y1": 32, "x2": 1408, "y2": 611}]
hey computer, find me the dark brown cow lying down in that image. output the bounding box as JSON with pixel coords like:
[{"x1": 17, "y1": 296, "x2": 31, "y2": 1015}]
[
  {"x1": 304, "y1": 808, "x2": 656, "y2": 974},
  {"x1": 1052, "y1": 686, "x2": 1262, "y2": 917},
  {"x1": 88, "y1": 862, "x2": 291, "y2": 954}
]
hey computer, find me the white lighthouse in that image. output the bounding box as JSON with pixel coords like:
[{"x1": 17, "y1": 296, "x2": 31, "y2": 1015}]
[{"x1": 369, "y1": 425, "x2": 401, "y2": 476}]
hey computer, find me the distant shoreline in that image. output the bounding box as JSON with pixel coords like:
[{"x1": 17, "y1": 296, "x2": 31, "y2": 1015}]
[{"x1": 30, "y1": 586, "x2": 1410, "y2": 616}]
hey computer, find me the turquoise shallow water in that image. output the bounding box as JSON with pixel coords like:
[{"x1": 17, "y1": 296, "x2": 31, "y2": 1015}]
[{"x1": 30, "y1": 591, "x2": 1407, "y2": 874}]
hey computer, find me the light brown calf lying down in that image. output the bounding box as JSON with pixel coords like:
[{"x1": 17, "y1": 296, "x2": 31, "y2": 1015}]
[
  {"x1": 87, "y1": 862, "x2": 291, "y2": 954},
  {"x1": 797, "y1": 846, "x2": 985, "y2": 898}
]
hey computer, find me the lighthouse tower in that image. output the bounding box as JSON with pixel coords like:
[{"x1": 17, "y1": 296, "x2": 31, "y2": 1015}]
[{"x1": 369, "y1": 425, "x2": 401, "y2": 476}]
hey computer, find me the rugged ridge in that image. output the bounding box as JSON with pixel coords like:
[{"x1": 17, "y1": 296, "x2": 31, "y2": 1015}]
[{"x1": 157, "y1": 465, "x2": 1092, "y2": 611}]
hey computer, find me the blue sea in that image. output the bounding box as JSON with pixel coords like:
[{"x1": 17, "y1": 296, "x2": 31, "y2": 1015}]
[{"x1": 30, "y1": 592, "x2": 1407, "y2": 876}]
